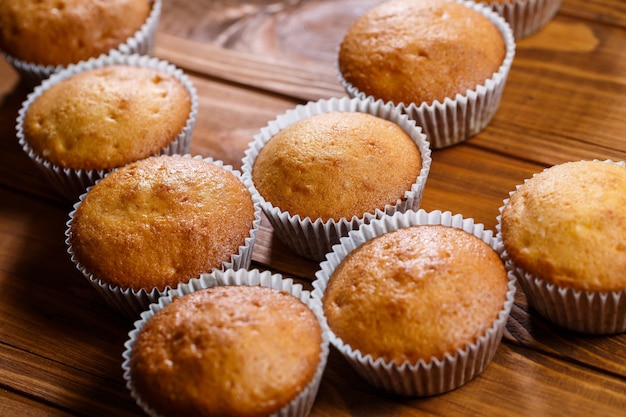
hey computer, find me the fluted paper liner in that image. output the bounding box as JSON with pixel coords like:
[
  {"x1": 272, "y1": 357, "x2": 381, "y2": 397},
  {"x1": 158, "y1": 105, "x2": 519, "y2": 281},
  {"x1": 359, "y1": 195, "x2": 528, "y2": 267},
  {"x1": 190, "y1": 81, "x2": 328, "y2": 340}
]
[
  {"x1": 16, "y1": 50, "x2": 198, "y2": 201},
  {"x1": 338, "y1": 0, "x2": 516, "y2": 149},
  {"x1": 508, "y1": 266, "x2": 626, "y2": 334},
  {"x1": 312, "y1": 209, "x2": 517, "y2": 396},
  {"x1": 122, "y1": 268, "x2": 330, "y2": 417},
  {"x1": 487, "y1": 0, "x2": 562, "y2": 39},
  {"x1": 241, "y1": 96, "x2": 432, "y2": 262},
  {"x1": 2, "y1": 0, "x2": 162, "y2": 83},
  {"x1": 496, "y1": 160, "x2": 626, "y2": 334},
  {"x1": 65, "y1": 155, "x2": 262, "y2": 318}
]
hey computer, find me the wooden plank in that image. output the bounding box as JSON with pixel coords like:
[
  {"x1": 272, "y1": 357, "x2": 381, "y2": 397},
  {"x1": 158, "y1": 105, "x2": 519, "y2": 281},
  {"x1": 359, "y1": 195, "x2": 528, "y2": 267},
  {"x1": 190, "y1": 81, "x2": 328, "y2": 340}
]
[
  {"x1": 1, "y1": 345, "x2": 143, "y2": 417},
  {"x1": 157, "y1": 0, "x2": 383, "y2": 67},
  {"x1": 560, "y1": 0, "x2": 626, "y2": 27},
  {"x1": 315, "y1": 344, "x2": 626, "y2": 417},
  {"x1": 473, "y1": 19, "x2": 626, "y2": 161},
  {"x1": 154, "y1": 32, "x2": 342, "y2": 103},
  {"x1": 0, "y1": 388, "x2": 76, "y2": 417},
  {"x1": 507, "y1": 302, "x2": 626, "y2": 378},
  {"x1": 186, "y1": 74, "x2": 300, "y2": 169},
  {"x1": 419, "y1": 145, "x2": 544, "y2": 230}
]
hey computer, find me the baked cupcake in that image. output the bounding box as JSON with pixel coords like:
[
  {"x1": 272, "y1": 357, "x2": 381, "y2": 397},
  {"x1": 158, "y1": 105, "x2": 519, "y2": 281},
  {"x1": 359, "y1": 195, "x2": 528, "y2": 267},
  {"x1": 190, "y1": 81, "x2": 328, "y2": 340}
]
[
  {"x1": 313, "y1": 209, "x2": 516, "y2": 396},
  {"x1": 17, "y1": 52, "x2": 198, "y2": 200},
  {"x1": 0, "y1": 0, "x2": 161, "y2": 83},
  {"x1": 337, "y1": 0, "x2": 515, "y2": 149},
  {"x1": 497, "y1": 160, "x2": 626, "y2": 334},
  {"x1": 241, "y1": 96, "x2": 431, "y2": 261},
  {"x1": 123, "y1": 268, "x2": 330, "y2": 417},
  {"x1": 479, "y1": 0, "x2": 562, "y2": 39},
  {"x1": 66, "y1": 155, "x2": 261, "y2": 317}
]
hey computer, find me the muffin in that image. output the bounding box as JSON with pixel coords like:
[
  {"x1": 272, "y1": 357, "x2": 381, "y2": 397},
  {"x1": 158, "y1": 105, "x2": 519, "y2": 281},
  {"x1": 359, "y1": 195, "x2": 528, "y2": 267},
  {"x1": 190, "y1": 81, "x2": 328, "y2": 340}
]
[
  {"x1": 0, "y1": 0, "x2": 161, "y2": 82},
  {"x1": 17, "y1": 52, "x2": 198, "y2": 200},
  {"x1": 338, "y1": 0, "x2": 515, "y2": 149},
  {"x1": 479, "y1": 0, "x2": 562, "y2": 39},
  {"x1": 253, "y1": 111, "x2": 422, "y2": 221},
  {"x1": 66, "y1": 155, "x2": 261, "y2": 317},
  {"x1": 498, "y1": 160, "x2": 626, "y2": 334},
  {"x1": 241, "y1": 96, "x2": 431, "y2": 261},
  {"x1": 123, "y1": 268, "x2": 330, "y2": 417},
  {"x1": 313, "y1": 209, "x2": 516, "y2": 396}
]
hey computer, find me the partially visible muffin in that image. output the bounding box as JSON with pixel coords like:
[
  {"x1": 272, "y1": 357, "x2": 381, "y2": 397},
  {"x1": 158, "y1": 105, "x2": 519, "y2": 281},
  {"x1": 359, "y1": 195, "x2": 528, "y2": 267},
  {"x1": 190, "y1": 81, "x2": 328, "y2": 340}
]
[
  {"x1": 339, "y1": 0, "x2": 505, "y2": 106},
  {"x1": 313, "y1": 209, "x2": 516, "y2": 396},
  {"x1": 67, "y1": 155, "x2": 260, "y2": 316},
  {"x1": 252, "y1": 111, "x2": 422, "y2": 222},
  {"x1": 0, "y1": 0, "x2": 151, "y2": 66},
  {"x1": 0, "y1": 0, "x2": 161, "y2": 82},
  {"x1": 501, "y1": 161, "x2": 626, "y2": 292},
  {"x1": 478, "y1": 0, "x2": 562, "y2": 39},
  {"x1": 126, "y1": 276, "x2": 327, "y2": 417},
  {"x1": 337, "y1": 0, "x2": 515, "y2": 148},
  {"x1": 498, "y1": 160, "x2": 626, "y2": 334},
  {"x1": 18, "y1": 53, "x2": 197, "y2": 200},
  {"x1": 242, "y1": 97, "x2": 432, "y2": 261}
]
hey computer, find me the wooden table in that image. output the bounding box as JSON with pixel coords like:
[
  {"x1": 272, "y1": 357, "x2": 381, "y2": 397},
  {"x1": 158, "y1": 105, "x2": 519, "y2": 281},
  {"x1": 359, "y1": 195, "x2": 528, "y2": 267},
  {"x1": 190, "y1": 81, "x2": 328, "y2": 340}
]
[{"x1": 1, "y1": 0, "x2": 626, "y2": 415}]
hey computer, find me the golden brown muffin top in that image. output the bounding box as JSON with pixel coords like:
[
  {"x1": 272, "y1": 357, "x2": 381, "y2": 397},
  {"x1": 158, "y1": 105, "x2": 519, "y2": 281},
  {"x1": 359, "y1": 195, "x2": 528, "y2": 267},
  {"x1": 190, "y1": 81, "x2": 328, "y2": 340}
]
[
  {"x1": 338, "y1": 0, "x2": 506, "y2": 105},
  {"x1": 130, "y1": 285, "x2": 323, "y2": 417},
  {"x1": 323, "y1": 225, "x2": 508, "y2": 363},
  {"x1": 501, "y1": 161, "x2": 626, "y2": 291},
  {"x1": 252, "y1": 111, "x2": 422, "y2": 221},
  {"x1": 23, "y1": 65, "x2": 190, "y2": 171},
  {"x1": 0, "y1": 0, "x2": 151, "y2": 66},
  {"x1": 69, "y1": 156, "x2": 255, "y2": 291}
]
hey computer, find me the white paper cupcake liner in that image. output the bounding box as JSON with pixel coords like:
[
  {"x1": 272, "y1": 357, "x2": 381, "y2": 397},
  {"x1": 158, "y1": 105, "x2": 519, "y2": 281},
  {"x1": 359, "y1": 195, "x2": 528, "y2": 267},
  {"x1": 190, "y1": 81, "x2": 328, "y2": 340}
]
[
  {"x1": 16, "y1": 50, "x2": 198, "y2": 201},
  {"x1": 338, "y1": 0, "x2": 515, "y2": 149},
  {"x1": 312, "y1": 209, "x2": 517, "y2": 396},
  {"x1": 2, "y1": 0, "x2": 162, "y2": 84},
  {"x1": 65, "y1": 155, "x2": 262, "y2": 318},
  {"x1": 486, "y1": 0, "x2": 562, "y2": 39},
  {"x1": 122, "y1": 268, "x2": 330, "y2": 417},
  {"x1": 508, "y1": 265, "x2": 626, "y2": 334},
  {"x1": 496, "y1": 159, "x2": 626, "y2": 334},
  {"x1": 241, "y1": 96, "x2": 432, "y2": 261}
]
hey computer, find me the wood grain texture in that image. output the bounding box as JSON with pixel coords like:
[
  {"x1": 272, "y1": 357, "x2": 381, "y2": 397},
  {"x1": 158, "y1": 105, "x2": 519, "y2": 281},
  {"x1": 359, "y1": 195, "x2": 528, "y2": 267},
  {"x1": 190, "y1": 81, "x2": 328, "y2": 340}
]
[
  {"x1": 0, "y1": 389, "x2": 76, "y2": 417},
  {"x1": 1, "y1": 0, "x2": 626, "y2": 415}
]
